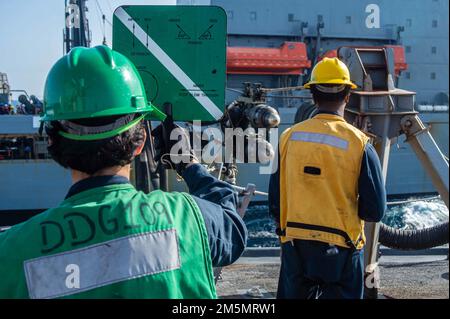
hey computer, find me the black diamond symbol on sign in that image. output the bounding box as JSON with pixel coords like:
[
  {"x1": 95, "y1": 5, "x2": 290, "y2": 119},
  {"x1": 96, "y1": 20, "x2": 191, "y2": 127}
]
[
  {"x1": 199, "y1": 25, "x2": 214, "y2": 40},
  {"x1": 176, "y1": 24, "x2": 191, "y2": 39}
]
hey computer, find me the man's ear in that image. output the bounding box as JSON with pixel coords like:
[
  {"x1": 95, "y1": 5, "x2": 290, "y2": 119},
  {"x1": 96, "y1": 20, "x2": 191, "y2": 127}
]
[
  {"x1": 134, "y1": 128, "x2": 147, "y2": 157},
  {"x1": 344, "y1": 92, "x2": 351, "y2": 104}
]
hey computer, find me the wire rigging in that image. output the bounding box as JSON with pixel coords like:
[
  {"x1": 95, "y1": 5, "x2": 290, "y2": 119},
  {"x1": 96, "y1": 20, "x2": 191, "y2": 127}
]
[
  {"x1": 93, "y1": 0, "x2": 113, "y2": 45},
  {"x1": 92, "y1": 0, "x2": 105, "y2": 38},
  {"x1": 95, "y1": 0, "x2": 113, "y2": 26},
  {"x1": 105, "y1": 0, "x2": 114, "y2": 16}
]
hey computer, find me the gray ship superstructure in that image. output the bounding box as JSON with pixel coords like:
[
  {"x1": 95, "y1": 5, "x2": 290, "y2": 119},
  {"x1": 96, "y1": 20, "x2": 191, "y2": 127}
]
[{"x1": 0, "y1": 0, "x2": 448, "y2": 217}]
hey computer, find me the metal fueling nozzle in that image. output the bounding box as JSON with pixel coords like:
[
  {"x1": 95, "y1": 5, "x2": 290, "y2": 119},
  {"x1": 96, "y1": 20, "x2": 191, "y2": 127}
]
[{"x1": 245, "y1": 104, "x2": 281, "y2": 128}]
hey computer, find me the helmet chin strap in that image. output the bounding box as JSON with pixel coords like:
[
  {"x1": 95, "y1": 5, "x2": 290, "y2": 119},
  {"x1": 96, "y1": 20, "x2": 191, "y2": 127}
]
[
  {"x1": 59, "y1": 114, "x2": 136, "y2": 135},
  {"x1": 315, "y1": 84, "x2": 347, "y2": 93},
  {"x1": 58, "y1": 113, "x2": 146, "y2": 141}
]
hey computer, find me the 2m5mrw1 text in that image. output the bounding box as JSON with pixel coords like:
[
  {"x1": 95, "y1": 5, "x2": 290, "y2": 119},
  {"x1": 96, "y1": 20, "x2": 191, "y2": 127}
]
[{"x1": 216, "y1": 303, "x2": 275, "y2": 315}]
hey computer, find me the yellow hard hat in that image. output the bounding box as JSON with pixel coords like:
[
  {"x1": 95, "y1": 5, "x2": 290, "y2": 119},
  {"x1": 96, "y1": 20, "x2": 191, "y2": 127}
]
[{"x1": 304, "y1": 57, "x2": 357, "y2": 90}]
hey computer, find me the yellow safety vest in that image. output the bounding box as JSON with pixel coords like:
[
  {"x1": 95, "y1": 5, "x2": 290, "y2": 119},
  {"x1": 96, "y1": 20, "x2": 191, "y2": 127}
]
[{"x1": 279, "y1": 113, "x2": 369, "y2": 250}]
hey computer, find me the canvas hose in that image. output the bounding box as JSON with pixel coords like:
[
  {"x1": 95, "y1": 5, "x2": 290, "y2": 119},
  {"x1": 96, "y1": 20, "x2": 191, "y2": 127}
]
[{"x1": 379, "y1": 221, "x2": 449, "y2": 250}]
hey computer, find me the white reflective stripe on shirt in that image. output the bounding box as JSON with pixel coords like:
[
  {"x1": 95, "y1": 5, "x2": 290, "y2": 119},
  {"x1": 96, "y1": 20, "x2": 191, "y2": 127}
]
[
  {"x1": 290, "y1": 131, "x2": 349, "y2": 150},
  {"x1": 24, "y1": 229, "x2": 180, "y2": 299}
]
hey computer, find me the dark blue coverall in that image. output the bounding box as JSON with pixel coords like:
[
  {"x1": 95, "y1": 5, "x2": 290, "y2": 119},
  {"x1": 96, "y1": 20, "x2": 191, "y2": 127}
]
[{"x1": 269, "y1": 111, "x2": 387, "y2": 299}]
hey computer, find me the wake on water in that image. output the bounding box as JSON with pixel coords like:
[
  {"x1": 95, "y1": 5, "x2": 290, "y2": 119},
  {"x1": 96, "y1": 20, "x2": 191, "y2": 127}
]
[
  {"x1": 383, "y1": 199, "x2": 449, "y2": 230},
  {"x1": 245, "y1": 199, "x2": 449, "y2": 247}
]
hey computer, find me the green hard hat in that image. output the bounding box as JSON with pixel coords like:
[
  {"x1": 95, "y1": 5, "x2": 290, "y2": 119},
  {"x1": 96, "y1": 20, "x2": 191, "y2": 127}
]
[{"x1": 42, "y1": 45, "x2": 166, "y2": 124}]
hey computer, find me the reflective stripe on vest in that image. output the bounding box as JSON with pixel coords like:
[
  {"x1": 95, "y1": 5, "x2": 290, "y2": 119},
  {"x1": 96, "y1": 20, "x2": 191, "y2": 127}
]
[
  {"x1": 24, "y1": 230, "x2": 181, "y2": 299},
  {"x1": 279, "y1": 113, "x2": 369, "y2": 249},
  {"x1": 290, "y1": 132, "x2": 349, "y2": 150}
]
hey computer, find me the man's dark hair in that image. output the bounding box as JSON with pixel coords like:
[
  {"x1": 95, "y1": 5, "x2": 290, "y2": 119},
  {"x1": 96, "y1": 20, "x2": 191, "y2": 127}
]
[
  {"x1": 310, "y1": 84, "x2": 351, "y2": 105},
  {"x1": 46, "y1": 115, "x2": 145, "y2": 175}
]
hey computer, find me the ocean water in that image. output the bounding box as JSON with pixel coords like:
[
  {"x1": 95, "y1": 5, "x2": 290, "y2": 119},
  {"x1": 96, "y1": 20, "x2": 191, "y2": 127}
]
[
  {"x1": 383, "y1": 199, "x2": 449, "y2": 230},
  {"x1": 244, "y1": 198, "x2": 449, "y2": 247}
]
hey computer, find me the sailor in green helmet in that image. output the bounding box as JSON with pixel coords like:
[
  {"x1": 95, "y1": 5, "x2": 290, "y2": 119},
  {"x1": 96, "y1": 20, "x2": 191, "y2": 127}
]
[{"x1": 0, "y1": 46, "x2": 247, "y2": 299}]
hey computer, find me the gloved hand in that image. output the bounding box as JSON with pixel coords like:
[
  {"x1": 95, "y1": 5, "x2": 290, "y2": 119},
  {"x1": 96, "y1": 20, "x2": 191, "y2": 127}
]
[{"x1": 152, "y1": 116, "x2": 197, "y2": 175}]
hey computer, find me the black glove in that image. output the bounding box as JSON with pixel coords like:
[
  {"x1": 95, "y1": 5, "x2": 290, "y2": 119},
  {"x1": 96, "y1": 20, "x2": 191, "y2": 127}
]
[{"x1": 152, "y1": 116, "x2": 197, "y2": 175}]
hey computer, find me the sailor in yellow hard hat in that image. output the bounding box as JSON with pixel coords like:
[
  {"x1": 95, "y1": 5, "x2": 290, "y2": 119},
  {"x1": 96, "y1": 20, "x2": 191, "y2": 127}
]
[{"x1": 269, "y1": 57, "x2": 386, "y2": 299}]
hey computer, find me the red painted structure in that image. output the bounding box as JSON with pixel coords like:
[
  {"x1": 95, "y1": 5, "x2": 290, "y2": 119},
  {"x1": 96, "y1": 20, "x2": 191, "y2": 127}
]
[{"x1": 227, "y1": 42, "x2": 311, "y2": 75}]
